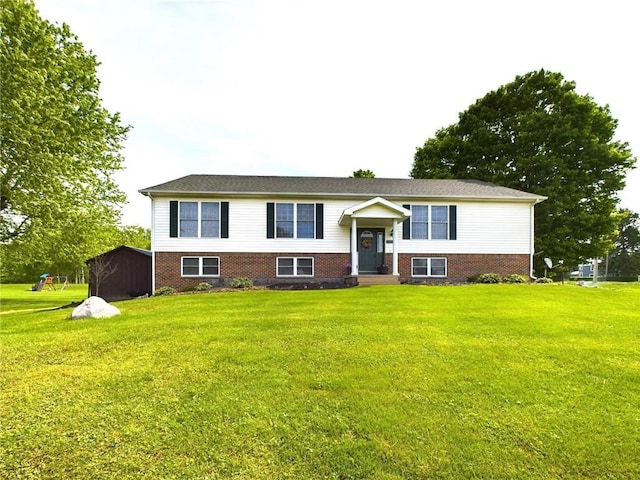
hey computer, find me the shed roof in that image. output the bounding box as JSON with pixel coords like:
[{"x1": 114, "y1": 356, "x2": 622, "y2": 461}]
[
  {"x1": 86, "y1": 245, "x2": 152, "y2": 263},
  {"x1": 139, "y1": 174, "x2": 546, "y2": 202}
]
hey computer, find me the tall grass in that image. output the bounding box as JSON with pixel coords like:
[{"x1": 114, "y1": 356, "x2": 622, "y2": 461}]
[{"x1": 1, "y1": 283, "x2": 638, "y2": 479}]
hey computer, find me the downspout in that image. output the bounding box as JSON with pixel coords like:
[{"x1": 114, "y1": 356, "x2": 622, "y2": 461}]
[
  {"x1": 529, "y1": 202, "x2": 536, "y2": 279},
  {"x1": 148, "y1": 192, "x2": 156, "y2": 293}
]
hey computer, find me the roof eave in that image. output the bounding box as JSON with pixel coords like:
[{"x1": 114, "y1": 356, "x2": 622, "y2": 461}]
[{"x1": 138, "y1": 189, "x2": 546, "y2": 203}]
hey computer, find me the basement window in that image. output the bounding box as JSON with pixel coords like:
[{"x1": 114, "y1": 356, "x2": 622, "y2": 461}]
[
  {"x1": 411, "y1": 257, "x2": 447, "y2": 277},
  {"x1": 277, "y1": 257, "x2": 314, "y2": 277},
  {"x1": 182, "y1": 256, "x2": 220, "y2": 276}
]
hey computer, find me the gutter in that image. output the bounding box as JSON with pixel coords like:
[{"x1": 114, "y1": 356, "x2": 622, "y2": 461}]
[
  {"x1": 138, "y1": 189, "x2": 547, "y2": 204},
  {"x1": 529, "y1": 202, "x2": 536, "y2": 280},
  {"x1": 147, "y1": 192, "x2": 156, "y2": 294}
]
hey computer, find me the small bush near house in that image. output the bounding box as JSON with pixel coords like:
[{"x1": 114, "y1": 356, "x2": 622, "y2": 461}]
[
  {"x1": 502, "y1": 274, "x2": 528, "y2": 283},
  {"x1": 154, "y1": 286, "x2": 176, "y2": 296},
  {"x1": 194, "y1": 282, "x2": 213, "y2": 291},
  {"x1": 535, "y1": 277, "x2": 554, "y2": 284},
  {"x1": 230, "y1": 277, "x2": 253, "y2": 289},
  {"x1": 475, "y1": 273, "x2": 502, "y2": 284}
]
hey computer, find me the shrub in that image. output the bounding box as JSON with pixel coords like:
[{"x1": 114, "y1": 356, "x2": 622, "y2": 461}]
[
  {"x1": 194, "y1": 282, "x2": 212, "y2": 291},
  {"x1": 535, "y1": 277, "x2": 554, "y2": 284},
  {"x1": 502, "y1": 274, "x2": 528, "y2": 284},
  {"x1": 476, "y1": 273, "x2": 502, "y2": 284},
  {"x1": 154, "y1": 286, "x2": 176, "y2": 296},
  {"x1": 230, "y1": 277, "x2": 253, "y2": 289}
]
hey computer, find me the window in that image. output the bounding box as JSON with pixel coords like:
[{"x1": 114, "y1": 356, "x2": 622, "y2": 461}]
[
  {"x1": 405, "y1": 205, "x2": 456, "y2": 240},
  {"x1": 276, "y1": 203, "x2": 294, "y2": 238},
  {"x1": 296, "y1": 204, "x2": 315, "y2": 238},
  {"x1": 182, "y1": 257, "x2": 200, "y2": 276},
  {"x1": 411, "y1": 206, "x2": 429, "y2": 239},
  {"x1": 182, "y1": 256, "x2": 220, "y2": 276},
  {"x1": 412, "y1": 257, "x2": 447, "y2": 277},
  {"x1": 202, "y1": 257, "x2": 219, "y2": 275},
  {"x1": 277, "y1": 257, "x2": 314, "y2": 277},
  {"x1": 170, "y1": 201, "x2": 229, "y2": 239},
  {"x1": 431, "y1": 206, "x2": 448, "y2": 240},
  {"x1": 179, "y1": 202, "x2": 198, "y2": 237},
  {"x1": 201, "y1": 202, "x2": 220, "y2": 238},
  {"x1": 267, "y1": 203, "x2": 323, "y2": 239}
]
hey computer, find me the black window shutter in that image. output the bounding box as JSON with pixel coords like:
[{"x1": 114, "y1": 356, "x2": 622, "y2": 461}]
[
  {"x1": 266, "y1": 203, "x2": 275, "y2": 238},
  {"x1": 221, "y1": 202, "x2": 229, "y2": 238},
  {"x1": 169, "y1": 201, "x2": 178, "y2": 238},
  {"x1": 449, "y1": 205, "x2": 457, "y2": 240},
  {"x1": 402, "y1": 204, "x2": 411, "y2": 239},
  {"x1": 315, "y1": 203, "x2": 324, "y2": 239}
]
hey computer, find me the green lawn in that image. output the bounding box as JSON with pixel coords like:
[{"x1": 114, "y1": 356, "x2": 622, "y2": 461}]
[
  {"x1": 0, "y1": 283, "x2": 89, "y2": 313},
  {"x1": 1, "y1": 283, "x2": 639, "y2": 479}
]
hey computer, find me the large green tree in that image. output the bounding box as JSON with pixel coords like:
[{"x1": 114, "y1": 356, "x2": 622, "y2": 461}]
[
  {"x1": 411, "y1": 69, "x2": 636, "y2": 273},
  {"x1": 606, "y1": 209, "x2": 640, "y2": 278},
  {"x1": 0, "y1": 0, "x2": 129, "y2": 243}
]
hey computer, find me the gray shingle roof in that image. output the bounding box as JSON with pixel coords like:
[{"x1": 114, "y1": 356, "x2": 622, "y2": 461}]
[{"x1": 139, "y1": 174, "x2": 546, "y2": 202}]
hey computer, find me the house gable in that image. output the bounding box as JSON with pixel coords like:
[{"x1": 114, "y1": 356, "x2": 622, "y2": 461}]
[{"x1": 339, "y1": 197, "x2": 411, "y2": 226}]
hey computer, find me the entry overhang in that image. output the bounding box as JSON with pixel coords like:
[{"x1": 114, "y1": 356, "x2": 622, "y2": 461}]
[{"x1": 338, "y1": 196, "x2": 411, "y2": 226}]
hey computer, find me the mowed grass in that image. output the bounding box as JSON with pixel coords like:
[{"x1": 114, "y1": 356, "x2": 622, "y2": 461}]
[
  {"x1": 1, "y1": 283, "x2": 639, "y2": 479},
  {"x1": 0, "y1": 283, "x2": 89, "y2": 313}
]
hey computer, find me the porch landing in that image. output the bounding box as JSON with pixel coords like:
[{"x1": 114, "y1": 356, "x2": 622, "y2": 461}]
[{"x1": 357, "y1": 275, "x2": 400, "y2": 286}]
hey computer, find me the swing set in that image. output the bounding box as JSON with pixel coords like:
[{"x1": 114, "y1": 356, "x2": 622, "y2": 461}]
[{"x1": 32, "y1": 274, "x2": 70, "y2": 292}]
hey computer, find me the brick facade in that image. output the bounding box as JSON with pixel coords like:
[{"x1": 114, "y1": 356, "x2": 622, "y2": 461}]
[
  {"x1": 155, "y1": 251, "x2": 530, "y2": 290},
  {"x1": 396, "y1": 253, "x2": 530, "y2": 283}
]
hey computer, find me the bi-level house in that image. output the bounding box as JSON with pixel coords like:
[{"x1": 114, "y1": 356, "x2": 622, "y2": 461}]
[{"x1": 139, "y1": 175, "x2": 546, "y2": 290}]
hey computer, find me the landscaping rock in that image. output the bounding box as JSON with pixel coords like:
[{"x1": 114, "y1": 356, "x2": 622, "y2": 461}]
[{"x1": 71, "y1": 296, "x2": 121, "y2": 319}]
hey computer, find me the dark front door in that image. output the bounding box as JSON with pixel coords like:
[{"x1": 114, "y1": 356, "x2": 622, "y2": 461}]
[{"x1": 357, "y1": 228, "x2": 385, "y2": 273}]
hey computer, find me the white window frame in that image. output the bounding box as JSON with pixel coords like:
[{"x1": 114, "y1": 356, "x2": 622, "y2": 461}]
[
  {"x1": 178, "y1": 201, "x2": 220, "y2": 238},
  {"x1": 276, "y1": 257, "x2": 314, "y2": 277},
  {"x1": 430, "y1": 205, "x2": 449, "y2": 240},
  {"x1": 410, "y1": 205, "x2": 449, "y2": 240},
  {"x1": 181, "y1": 256, "x2": 220, "y2": 277},
  {"x1": 275, "y1": 203, "x2": 315, "y2": 239},
  {"x1": 411, "y1": 257, "x2": 447, "y2": 277}
]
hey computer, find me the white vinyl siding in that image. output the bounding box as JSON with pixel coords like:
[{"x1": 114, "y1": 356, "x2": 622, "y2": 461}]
[
  {"x1": 152, "y1": 198, "x2": 534, "y2": 255},
  {"x1": 401, "y1": 202, "x2": 532, "y2": 254}
]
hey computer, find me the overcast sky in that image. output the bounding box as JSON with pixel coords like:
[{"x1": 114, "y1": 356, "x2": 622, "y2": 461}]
[{"x1": 37, "y1": 0, "x2": 639, "y2": 228}]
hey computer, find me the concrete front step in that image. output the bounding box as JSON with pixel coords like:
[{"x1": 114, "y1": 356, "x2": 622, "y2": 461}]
[{"x1": 357, "y1": 274, "x2": 400, "y2": 286}]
